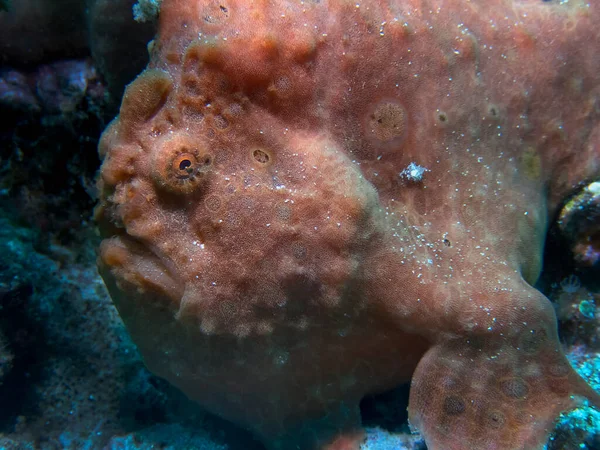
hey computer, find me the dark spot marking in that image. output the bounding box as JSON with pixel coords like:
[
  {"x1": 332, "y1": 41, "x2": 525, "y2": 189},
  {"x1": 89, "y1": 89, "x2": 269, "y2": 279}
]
[
  {"x1": 291, "y1": 242, "x2": 307, "y2": 260},
  {"x1": 520, "y1": 328, "x2": 548, "y2": 354},
  {"x1": 549, "y1": 363, "x2": 570, "y2": 378},
  {"x1": 182, "y1": 106, "x2": 204, "y2": 123},
  {"x1": 443, "y1": 395, "x2": 466, "y2": 416},
  {"x1": 548, "y1": 377, "x2": 570, "y2": 395},
  {"x1": 276, "y1": 204, "x2": 292, "y2": 222},
  {"x1": 500, "y1": 378, "x2": 529, "y2": 399},
  {"x1": 184, "y1": 78, "x2": 202, "y2": 96},
  {"x1": 213, "y1": 114, "x2": 229, "y2": 130},
  {"x1": 275, "y1": 76, "x2": 291, "y2": 91}
]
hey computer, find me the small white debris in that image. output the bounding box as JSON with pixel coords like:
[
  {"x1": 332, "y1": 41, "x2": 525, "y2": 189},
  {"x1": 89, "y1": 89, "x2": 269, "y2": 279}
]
[{"x1": 399, "y1": 162, "x2": 429, "y2": 182}]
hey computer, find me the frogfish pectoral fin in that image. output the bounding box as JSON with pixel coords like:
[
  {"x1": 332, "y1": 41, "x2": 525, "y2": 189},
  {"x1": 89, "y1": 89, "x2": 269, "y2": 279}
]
[{"x1": 408, "y1": 338, "x2": 600, "y2": 450}]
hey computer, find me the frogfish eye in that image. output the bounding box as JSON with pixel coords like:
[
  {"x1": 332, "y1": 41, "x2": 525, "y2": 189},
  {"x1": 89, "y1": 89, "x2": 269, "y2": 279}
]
[
  {"x1": 173, "y1": 153, "x2": 196, "y2": 178},
  {"x1": 151, "y1": 134, "x2": 213, "y2": 194}
]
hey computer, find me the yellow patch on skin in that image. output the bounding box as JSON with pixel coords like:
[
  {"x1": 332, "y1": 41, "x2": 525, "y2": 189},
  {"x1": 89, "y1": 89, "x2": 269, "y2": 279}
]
[{"x1": 520, "y1": 147, "x2": 542, "y2": 180}]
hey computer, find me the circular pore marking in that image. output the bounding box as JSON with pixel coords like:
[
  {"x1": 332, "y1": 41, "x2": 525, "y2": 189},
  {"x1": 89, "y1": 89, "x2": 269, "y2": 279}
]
[
  {"x1": 437, "y1": 111, "x2": 448, "y2": 124},
  {"x1": 366, "y1": 100, "x2": 407, "y2": 142},
  {"x1": 204, "y1": 194, "x2": 222, "y2": 212},
  {"x1": 252, "y1": 148, "x2": 272, "y2": 165},
  {"x1": 485, "y1": 410, "x2": 506, "y2": 429}
]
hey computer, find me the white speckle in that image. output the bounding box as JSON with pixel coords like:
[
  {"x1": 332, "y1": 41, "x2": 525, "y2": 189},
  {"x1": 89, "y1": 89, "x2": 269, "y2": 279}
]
[{"x1": 273, "y1": 351, "x2": 289, "y2": 367}]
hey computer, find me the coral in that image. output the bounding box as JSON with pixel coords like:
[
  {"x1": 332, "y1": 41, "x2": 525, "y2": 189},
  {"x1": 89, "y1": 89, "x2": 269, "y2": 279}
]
[
  {"x1": 0, "y1": 0, "x2": 155, "y2": 101},
  {"x1": 0, "y1": 213, "x2": 236, "y2": 449},
  {"x1": 549, "y1": 275, "x2": 600, "y2": 348},
  {"x1": 104, "y1": 423, "x2": 226, "y2": 450},
  {"x1": 133, "y1": 0, "x2": 162, "y2": 23},
  {"x1": 360, "y1": 428, "x2": 424, "y2": 450},
  {"x1": 548, "y1": 351, "x2": 600, "y2": 449},
  {"x1": 0, "y1": 59, "x2": 102, "y2": 114},
  {"x1": 0, "y1": 70, "x2": 40, "y2": 112},
  {"x1": 0, "y1": 59, "x2": 105, "y2": 249},
  {"x1": 0, "y1": 215, "x2": 126, "y2": 446},
  {"x1": 96, "y1": 1, "x2": 600, "y2": 449},
  {"x1": 558, "y1": 181, "x2": 600, "y2": 282}
]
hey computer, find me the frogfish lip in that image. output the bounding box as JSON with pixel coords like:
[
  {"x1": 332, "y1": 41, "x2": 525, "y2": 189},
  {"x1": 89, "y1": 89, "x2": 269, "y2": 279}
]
[{"x1": 98, "y1": 234, "x2": 185, "y2": 308}]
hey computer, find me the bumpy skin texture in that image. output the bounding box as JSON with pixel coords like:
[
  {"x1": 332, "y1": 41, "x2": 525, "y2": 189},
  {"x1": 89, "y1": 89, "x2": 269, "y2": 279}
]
[{"x1": 96, "y1": 1, "x2": 600, "y2": 449}]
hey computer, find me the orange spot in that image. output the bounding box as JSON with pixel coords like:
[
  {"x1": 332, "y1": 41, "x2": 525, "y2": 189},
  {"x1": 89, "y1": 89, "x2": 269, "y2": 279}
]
[
  {"x1": 323, "y1": 431, "x2": 365, "y2": 450},
  {"x1": 100, "y1": 242, "x2": 129, "y2": 268},
  {"x1": 254, "y1": 35, "x2": 279, "y2": 60},
  {"x1": 514, "y1": 28, "x2": 536, "y2": 51}
]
